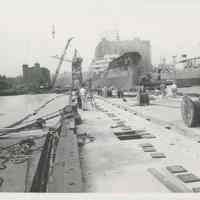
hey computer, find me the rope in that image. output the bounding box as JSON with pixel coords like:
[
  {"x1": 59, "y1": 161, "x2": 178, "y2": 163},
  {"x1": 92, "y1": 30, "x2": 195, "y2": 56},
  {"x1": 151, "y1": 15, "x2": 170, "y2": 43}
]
[
  {"x1": 0, "y1": 137, "x2": 39, "y2": 188},
  {"x1": 0, "y1": 112, "x2": 61, "y2": 137},
  {"x1": 0, "y1": 94, "x2": 68, "y2": 188},
  {"x1": 0, "y1": 104, "x2": 71, "y2": 137}
]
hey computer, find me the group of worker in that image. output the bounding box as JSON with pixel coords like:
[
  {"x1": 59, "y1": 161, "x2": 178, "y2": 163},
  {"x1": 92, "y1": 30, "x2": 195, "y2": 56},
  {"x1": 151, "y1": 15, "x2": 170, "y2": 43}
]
[
  {"x1": 160, "y1": 82, "x2": 178, "y2": 98},
  {"x1": 71, "y1": 85, "x2": 125, "y2": 110},
  {"x1": 72, "y1": 85, "x2": 95, "y2": 111},
  {"x1": 96, "y1": 86, "x2": 124, "y2": 98}
]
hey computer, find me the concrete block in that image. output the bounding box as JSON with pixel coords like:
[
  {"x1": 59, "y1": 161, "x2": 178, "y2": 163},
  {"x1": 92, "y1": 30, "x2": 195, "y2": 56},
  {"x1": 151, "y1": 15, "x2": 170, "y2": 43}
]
[
  {"x1": 140, "y1": 143, "x2": 154, "y2": 148},
  {"x1": 114, "y1": 130, "x2": 137, "y2": 136},
  {"x1": 117, "y1": 134, "x2": 142, "y2": 140},
  {"x1": 142, "y1": 134, "x2": 156, "y2": 139},
  {"x1": 143, "y1": 146, "x2": 156, "y2": 152},
  {"x1": 177, "y1": 173, "x2": 200, "y2": 183},
  {"x1": 166, "y1": 165, "x2": 187, "y2": 174},
  {"x1": 151, "y1": 153, "x2": 166, "y2": 158}
]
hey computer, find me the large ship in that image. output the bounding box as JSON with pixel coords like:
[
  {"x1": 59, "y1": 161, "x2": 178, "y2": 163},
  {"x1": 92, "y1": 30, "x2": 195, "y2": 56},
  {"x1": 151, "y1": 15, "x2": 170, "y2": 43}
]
[
  {"x1": 89, "y1": 37, "x2": 152, "y2": 90},
  {"x1": 161, "y1": 56, "x2": 200, "y2": 87}
]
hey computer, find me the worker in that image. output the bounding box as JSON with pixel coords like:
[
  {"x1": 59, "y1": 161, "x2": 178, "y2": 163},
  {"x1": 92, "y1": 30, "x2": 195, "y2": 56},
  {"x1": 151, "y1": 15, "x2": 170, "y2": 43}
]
[
  {"x1": 87, "y1": 89, "x2": 96, "y2": 109},
  {"x1": 171, "y1": 82, "x2": 178, "y2": 97},
  {"x1": 72, "y1": 89, "x2": 78, "y2": 105},
  {"x1": 137, "y1": 75, "x2": 150, "y2": 105},
  {"x1": 79, "y1": 85, "x2": 87, "y2": 110},
  {"x1": 117, "y1": 88, "x2": 121, "y2": 98},
  {"x1": 112, "y1": 88, "x2": 118, "y2": 97},
  {"x1": 160, "y1": 83, "x2": 167, "y2": 98},
  {"x1": 77, "y1": 90, "x2": 82, "y2": 109}
]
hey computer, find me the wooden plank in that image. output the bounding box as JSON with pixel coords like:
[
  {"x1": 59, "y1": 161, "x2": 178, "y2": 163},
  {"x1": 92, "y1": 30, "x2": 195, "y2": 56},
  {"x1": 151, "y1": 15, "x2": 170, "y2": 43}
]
[
  {"x1": 148, "y1": 168, "x2": 190, "y2": 193},
  {"x1": 166, "y1": 165, "x2": 188, "y2": 174},
  {"x1": 177, "y1": 173, "x2": 200, "y2": 183},
  {"x1": 162, "y1": 168, "x2": 192, "y2": 193},
  {"x1": 143, "y1": 146, "x2": 156, "y2": 152}
]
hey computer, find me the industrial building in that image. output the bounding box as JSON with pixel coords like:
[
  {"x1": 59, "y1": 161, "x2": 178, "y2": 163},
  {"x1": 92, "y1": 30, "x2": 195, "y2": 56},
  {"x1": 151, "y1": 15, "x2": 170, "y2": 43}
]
[{"x1": 22, "y1": 63, "x2": 51, "y2": 90}]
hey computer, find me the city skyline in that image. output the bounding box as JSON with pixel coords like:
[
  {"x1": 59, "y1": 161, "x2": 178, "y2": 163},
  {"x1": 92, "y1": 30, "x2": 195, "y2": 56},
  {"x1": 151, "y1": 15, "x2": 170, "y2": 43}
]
[{"x1": 1, "y1": 0, "x2": 200, "y2": 76}]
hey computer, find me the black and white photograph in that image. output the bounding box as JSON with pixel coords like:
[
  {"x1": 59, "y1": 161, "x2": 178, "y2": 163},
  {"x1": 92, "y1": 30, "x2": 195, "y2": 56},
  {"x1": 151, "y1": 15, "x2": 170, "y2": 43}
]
[{"x1": 1, "y1": 0, "x2": 200, "y2": 199}]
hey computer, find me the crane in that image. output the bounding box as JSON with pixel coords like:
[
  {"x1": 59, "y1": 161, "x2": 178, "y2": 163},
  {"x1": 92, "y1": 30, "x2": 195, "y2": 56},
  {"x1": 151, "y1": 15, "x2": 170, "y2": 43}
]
[
  {"x1": 50, "y1": 37, "x2": 74, "y2": 89},
  {"x1": 51, "y1": 55, "x2": 72, "y2": 63}
]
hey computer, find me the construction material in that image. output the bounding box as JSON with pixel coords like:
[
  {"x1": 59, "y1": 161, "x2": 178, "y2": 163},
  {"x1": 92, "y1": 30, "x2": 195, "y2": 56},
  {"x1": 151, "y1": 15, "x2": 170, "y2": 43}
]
[
  {"x1": 141, "y1": 134, "x2": 156, "y2": 139},
  {"x1": 177, "y1": 173, "x2": 200, "y2": 183},
  {"x1": 166, "y1": 165, "x2": 187, "y2": 174},
  {"x1": 117, "y1": 134, "x2": 142, "y2": 140},
  {"x1": 140, "y1": 143, "x2": 154, "y2": 148},
  {"x1": 148, "y1": 168, "x2": 188, "y2": 192},
  {"x1": 143, "y1": 146, "x2": 156, "y2": 152},
  {"x1": 114, "y1": 130, "x2": 138, "y2": 136},
  {"x1": 181, "y1": 95, "x2": 200, "y2": 127},
  {"x1": 150, "y1": 153, "x2": 166, "y2": 158},
  {"x1": 137, "y1": 92, "x2": 150, "y2": 106}
]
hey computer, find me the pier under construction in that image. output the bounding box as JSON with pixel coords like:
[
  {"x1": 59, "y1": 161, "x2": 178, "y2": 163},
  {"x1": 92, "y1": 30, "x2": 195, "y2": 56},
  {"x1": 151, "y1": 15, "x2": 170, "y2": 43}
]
[{"x1": 1, "y1": 89, "x2": 200, "y2": 193}]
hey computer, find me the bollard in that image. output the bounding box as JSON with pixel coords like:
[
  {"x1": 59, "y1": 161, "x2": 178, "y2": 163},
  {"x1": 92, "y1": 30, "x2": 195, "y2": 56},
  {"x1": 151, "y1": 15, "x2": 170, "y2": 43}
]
[{"x1": 137, "y1": 91, "x2": 150, "y2": 106}]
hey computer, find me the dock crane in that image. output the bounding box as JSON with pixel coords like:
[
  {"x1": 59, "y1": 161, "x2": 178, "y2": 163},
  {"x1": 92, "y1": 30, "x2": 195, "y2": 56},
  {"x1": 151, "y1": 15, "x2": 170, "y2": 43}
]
[{"x1": 50, "y1": 37, "x2": 74, "y2": 89}]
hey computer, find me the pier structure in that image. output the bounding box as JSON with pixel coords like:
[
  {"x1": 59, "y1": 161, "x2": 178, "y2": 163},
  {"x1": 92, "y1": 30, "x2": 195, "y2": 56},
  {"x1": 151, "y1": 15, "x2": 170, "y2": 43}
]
[
  {"x1": 76, "y1": 93, "x2": 200, "y2": 193},
  {"x1": 2, "y1": 81, "x2": 200, "y2": 193}
]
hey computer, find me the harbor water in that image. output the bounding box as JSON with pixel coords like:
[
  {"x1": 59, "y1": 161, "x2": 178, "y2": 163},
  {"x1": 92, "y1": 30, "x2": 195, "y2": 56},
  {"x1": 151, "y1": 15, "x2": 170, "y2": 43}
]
[{"x1": 0, "y1": 93, "x2": 70, "y2": 128}]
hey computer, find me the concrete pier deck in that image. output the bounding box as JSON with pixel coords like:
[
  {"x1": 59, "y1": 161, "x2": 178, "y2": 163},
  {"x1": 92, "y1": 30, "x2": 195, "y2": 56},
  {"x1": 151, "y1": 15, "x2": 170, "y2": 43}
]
[{"x1": 78, "y1": 96, "x2": 200, "y2": 193}]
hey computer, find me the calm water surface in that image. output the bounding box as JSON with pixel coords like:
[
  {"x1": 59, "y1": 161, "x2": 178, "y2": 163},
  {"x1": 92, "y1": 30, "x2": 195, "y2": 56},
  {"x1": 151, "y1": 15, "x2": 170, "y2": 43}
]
[{"x1": 0, "y1": 93, "x2": 69, "y2": 128}]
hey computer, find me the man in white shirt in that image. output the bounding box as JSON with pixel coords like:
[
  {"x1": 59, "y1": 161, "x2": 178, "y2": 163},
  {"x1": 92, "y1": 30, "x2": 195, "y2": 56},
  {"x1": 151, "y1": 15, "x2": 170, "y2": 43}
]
[
  {"x1": 80, "y1": 86, "x2": 87, "y2": 110},
  {"x1": 171, "y1": 82, "x2": 177, "y2": 97}
]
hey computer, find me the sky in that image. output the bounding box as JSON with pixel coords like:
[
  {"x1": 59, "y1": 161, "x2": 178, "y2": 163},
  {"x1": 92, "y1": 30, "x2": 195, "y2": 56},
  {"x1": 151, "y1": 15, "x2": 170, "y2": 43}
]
[{"x1": 1, "y1": 0, "x2": 200, "y2": 76}]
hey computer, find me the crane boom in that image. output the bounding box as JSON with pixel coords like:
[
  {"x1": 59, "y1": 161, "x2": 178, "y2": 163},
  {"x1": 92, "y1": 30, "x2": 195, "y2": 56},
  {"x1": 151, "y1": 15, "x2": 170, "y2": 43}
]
[{"x1": 51, "y1": 37, "x2": 74, "y2": 89}]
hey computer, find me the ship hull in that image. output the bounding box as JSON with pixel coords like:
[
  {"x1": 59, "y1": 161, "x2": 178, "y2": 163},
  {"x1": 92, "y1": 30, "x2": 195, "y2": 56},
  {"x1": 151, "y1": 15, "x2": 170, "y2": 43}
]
[{"x1": 161, "y1": 69, "x2": 200, "y2": 87}]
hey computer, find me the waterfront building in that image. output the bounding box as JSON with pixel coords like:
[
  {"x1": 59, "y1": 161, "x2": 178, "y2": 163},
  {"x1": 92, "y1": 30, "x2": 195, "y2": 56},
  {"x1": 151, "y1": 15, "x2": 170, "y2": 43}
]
[{"x1": 22, "y1": 63, "x2": 51, "y2": 89}]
